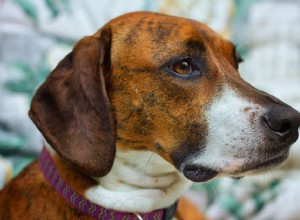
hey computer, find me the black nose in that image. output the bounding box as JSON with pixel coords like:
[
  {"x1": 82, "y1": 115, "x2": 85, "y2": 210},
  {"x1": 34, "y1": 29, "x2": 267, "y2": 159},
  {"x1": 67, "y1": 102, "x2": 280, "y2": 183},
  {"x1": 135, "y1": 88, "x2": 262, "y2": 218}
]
[{"x1": 262, "y1": 105, "x2": 300, "y2": 142}]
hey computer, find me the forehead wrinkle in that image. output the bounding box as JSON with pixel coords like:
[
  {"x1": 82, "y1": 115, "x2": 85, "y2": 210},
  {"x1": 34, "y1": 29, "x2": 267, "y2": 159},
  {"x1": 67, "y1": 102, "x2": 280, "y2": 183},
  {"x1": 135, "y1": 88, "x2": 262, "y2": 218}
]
[
  {"x1": 150, "y1": 25, "x2": 209, "y2": 64},
  {"x1": 190, "y1": 19, "x2": 236, "y2": 57},
  {"x1": 206, "y1": 46, "x2": 223, "y2": 74},
  {"x1": 186, "y1": 21, "x2": 226, "y2": 63}
]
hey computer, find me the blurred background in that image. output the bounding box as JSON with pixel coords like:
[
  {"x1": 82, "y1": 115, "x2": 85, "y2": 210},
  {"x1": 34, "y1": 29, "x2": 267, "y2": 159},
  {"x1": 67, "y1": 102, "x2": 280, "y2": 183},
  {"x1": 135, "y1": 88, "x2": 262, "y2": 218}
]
[{"x1": 1, "y1": 0, "x2": 300, "y2": 219}]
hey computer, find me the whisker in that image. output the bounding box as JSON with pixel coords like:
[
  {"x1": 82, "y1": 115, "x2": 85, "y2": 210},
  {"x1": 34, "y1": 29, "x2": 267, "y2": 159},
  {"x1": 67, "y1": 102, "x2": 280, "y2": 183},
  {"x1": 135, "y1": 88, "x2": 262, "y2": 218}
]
[{"x1": 144, "y1": 152, "x2": 155, "y2": 181}]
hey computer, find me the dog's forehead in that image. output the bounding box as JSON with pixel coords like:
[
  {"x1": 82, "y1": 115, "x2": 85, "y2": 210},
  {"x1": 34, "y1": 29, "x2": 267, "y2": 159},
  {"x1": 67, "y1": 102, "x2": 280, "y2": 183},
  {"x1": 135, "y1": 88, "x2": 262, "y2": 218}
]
[
  {"x1": 108, "y1": 12, "x2": 234, "y2": 66},
  {"x1": 109, "y1": 12, "x2": 218, "y2": 46}
]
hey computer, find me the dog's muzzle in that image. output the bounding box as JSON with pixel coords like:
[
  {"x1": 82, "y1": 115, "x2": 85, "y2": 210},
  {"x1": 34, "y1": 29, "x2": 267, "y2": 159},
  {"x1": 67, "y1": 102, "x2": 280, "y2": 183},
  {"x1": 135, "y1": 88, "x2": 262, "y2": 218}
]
[{"x1": 181, "y1": 102, "x2": 300, "y2": 182}]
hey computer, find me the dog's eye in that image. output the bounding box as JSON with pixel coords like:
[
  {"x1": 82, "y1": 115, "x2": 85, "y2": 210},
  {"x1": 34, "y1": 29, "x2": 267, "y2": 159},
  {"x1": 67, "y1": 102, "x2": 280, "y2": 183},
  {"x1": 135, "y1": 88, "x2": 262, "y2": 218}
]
[{"x1": 169, "y1": 60, "x2": 193, "y2": 76}]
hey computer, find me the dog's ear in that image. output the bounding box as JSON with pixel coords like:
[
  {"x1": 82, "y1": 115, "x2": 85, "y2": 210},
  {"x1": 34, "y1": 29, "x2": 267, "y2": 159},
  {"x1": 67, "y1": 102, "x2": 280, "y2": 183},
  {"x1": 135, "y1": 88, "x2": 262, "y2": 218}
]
[{"x1": 29, "y1": 27, "x2": 115, "y2": 177}]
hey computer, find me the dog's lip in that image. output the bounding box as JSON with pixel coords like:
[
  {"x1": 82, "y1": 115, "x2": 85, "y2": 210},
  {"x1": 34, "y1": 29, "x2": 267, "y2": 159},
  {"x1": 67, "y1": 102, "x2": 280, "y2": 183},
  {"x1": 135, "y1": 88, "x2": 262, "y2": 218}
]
[
  {"x1": 240, "y1": 151, "x2": 289, "y2": 173},
  {"x1": 183, "y1": 165, "x2": 219, "y2": 182}
]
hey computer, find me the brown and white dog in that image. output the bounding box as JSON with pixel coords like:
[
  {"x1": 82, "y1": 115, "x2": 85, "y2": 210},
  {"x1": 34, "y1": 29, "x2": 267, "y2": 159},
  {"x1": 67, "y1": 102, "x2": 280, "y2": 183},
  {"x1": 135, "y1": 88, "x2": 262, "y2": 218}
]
[{"x1": 1, "y1": 12, "x2": 300, "y2": 220}]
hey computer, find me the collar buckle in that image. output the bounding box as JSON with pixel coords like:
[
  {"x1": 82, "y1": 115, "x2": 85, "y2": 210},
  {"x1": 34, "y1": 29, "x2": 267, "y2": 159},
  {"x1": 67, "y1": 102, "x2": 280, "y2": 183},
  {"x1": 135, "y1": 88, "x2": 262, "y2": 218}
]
[{"x1": 135, "y1": 213, "x2": 144, "y2": 220}]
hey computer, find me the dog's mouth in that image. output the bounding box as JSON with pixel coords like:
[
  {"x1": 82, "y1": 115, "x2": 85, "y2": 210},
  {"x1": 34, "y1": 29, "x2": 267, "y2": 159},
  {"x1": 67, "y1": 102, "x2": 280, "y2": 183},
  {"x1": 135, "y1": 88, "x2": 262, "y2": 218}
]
[
  {"x1": 183, "y1": 165, "x2": 219, "y2": 182},
  {"x1": 227, "y1": 150, "x2": 289, "y2": 179},
  {"x1": 182, "y1": 151, "x2": 289, "y2": 182},
  {"x1": 240, "y1": 151, "x2": 289, "y2": 173}
]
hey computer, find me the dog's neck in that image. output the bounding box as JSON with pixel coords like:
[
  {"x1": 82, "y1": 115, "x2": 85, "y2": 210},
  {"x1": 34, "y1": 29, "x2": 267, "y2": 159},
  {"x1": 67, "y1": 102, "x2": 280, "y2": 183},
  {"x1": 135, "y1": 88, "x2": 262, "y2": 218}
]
[
  {"x1": 85, "y1": 147, "x2": 192, "y2": 213},
  {"x1": 45, "y1": 142, "x2": 192, "y2": 213}
]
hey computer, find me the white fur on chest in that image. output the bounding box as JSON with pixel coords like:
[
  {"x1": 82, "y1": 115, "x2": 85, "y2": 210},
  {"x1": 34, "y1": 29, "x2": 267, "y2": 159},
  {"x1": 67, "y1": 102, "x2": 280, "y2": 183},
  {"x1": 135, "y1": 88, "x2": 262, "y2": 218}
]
[{"x1": 85, "y1": 149, "x2": 192, "y2": 213}]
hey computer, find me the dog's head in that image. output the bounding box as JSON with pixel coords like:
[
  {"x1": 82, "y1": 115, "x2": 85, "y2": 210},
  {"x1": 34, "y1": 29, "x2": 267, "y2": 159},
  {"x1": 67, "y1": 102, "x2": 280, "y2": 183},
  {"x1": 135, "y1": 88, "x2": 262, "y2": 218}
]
[{"x1": 29, "y1": 12, "x2": 300, "y2": 182}]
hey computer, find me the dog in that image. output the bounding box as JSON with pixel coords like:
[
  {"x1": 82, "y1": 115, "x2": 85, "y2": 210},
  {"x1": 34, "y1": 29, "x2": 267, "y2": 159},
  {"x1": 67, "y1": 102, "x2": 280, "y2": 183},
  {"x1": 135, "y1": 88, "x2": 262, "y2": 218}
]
[{"x1": 1, "y1": 11, "x2": 300, "y2": 220}]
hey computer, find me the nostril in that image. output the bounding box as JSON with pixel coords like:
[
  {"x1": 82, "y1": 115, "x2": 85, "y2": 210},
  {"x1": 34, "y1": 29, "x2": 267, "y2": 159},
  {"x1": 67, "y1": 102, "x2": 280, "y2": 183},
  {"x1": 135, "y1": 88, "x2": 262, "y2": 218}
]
[
  {"x1": 262, "y1": 106, "x2": 300, "y2": 142},
  {"x1": 278, "y1": 122, "x2": 291, "y2": 134},
  {"x1": 262, "y1": 115, "x2": 291, "y2": 135}
]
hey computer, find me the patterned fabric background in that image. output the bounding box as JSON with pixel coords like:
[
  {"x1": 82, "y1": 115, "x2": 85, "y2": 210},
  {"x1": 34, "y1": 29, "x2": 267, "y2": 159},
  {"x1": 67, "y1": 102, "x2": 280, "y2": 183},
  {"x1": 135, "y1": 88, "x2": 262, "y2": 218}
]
[{"x1": 1, "y1": 0, "x2": 300, "y2": 219}]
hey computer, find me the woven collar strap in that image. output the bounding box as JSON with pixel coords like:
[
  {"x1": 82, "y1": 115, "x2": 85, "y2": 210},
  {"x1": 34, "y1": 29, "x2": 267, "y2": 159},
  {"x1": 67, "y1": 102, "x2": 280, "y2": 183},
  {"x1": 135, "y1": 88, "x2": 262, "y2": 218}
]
[{"x1": 38, "y1": 147, "x2": 177, "y2": 220}]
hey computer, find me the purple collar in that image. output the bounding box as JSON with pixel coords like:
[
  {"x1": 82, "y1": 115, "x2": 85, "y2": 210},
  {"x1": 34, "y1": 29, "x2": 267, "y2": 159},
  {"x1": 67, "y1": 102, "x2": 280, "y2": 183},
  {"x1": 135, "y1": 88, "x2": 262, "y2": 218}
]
[{"x1": 38, "y1": 147, "x2": 178, "y2": 220}]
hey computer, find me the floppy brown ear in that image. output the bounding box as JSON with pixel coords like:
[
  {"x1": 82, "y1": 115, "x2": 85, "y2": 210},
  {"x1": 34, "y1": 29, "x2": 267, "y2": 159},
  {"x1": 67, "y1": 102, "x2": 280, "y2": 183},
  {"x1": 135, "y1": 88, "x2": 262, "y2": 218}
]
[{"x1": 29, "y1": 27, "x2": 115, "y2": 177}]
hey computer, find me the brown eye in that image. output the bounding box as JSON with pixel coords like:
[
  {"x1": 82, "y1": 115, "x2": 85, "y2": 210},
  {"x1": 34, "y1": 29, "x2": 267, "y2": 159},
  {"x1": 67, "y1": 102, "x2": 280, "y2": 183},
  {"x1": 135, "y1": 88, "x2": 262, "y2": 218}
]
[{"x1": 170, "y1": 61, "x2": 192, "y2": 75}]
